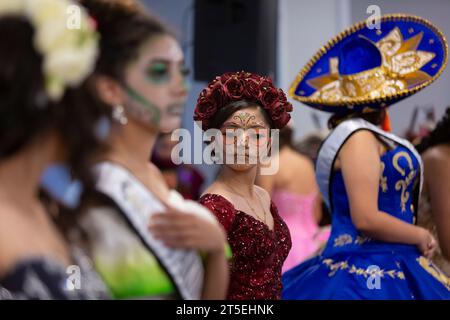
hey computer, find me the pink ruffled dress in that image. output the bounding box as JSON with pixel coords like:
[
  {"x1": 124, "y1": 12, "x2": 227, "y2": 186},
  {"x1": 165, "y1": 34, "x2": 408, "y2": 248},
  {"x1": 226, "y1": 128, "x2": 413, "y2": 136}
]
[{"x1": 272, "y1": 190, "x2": 330, "y2": 273}]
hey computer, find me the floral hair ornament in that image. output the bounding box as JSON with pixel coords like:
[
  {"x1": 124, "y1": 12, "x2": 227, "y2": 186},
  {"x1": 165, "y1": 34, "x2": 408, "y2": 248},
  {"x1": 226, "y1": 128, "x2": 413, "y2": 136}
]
[
  {"x1": 194, "y1": 71, "x2": 293, "y2": 130},
  {"x1": 0, "y1": 0, "x2": 99, "y2": 101}
]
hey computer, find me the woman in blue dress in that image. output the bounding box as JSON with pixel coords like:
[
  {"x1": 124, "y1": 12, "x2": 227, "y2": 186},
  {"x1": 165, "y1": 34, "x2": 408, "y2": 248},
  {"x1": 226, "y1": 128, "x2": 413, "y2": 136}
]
[{"x1": 283, "y1": 14, "x2": 450, "y2": 299}]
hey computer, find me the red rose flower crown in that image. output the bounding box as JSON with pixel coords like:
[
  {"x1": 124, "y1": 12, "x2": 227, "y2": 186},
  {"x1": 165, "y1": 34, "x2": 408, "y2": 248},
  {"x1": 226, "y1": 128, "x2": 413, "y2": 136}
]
[{"x1": 194, "y1": 71, "x2": 293, "y2": 130}]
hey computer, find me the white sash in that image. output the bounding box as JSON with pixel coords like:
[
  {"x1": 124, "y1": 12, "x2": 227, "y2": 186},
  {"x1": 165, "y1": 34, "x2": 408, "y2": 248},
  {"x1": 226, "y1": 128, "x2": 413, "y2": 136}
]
[
  {"x1": 316, "y1": 118, "x2": 423, "y2": 210},
  {"x1": 94, "y1": 162, "x2": 204, "y2": 300}
]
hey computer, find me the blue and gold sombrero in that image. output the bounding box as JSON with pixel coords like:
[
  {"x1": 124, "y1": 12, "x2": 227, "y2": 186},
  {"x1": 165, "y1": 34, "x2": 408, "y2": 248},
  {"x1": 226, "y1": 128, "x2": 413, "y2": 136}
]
[{"x1": 290, "y1": 14, "x2": 448, "y2": 113}]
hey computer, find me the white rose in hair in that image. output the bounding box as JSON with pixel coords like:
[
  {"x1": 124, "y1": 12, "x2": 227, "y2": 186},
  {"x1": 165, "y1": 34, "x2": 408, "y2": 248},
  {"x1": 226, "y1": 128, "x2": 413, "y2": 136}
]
[
  {"x1": 44, "y1": 41, "x2": 97, "y2": 95},
  {"x1": 0, "y1": 0, "x2": 25, "y2": 15},
  {"x1": 1, "y1": 0, "x2": 99, "y2": 102},
  {"x1": 24, "y1": 0, "x2": 67, "y2": 27},
  {"x1": 32, "y1": 3, "x2": 95, "y2": 53},
  {"x1": 33, "y1": 16, "x2": 68, "y2": 53},
  {"x1": 45, "y1": 75, "x2": 65, "y2": 102}
]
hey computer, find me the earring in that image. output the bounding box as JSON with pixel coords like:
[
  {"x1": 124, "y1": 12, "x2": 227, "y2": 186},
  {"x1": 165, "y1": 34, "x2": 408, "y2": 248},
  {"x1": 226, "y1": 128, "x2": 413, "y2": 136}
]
[{"x1": 112, "y1": 104, "x2": 128, "y2": 125}]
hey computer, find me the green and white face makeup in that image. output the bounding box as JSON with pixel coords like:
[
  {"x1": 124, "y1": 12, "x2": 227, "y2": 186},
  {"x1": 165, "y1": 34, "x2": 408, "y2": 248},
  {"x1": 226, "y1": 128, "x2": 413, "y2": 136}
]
[
  {"x1": 219, "y1": 106, "x2": 271, "y2": 171},
  {"x1": 123, "y1": 34, "x2": 189, "y2": 133}
]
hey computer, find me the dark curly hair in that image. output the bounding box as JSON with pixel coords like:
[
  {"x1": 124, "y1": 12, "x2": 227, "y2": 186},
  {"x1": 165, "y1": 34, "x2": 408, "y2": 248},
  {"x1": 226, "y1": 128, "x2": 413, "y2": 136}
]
[
  {"x1": 328, "y1": 109, "x2": 385, "y2": 129},
  {"x1": 80, "y1": 0, "x2": 174, "y2": 82},
  {"x1": 0, "y1": 16, "x2": 109, "y2": 188},
  {"x1": 279, "y1": 126, "x2": 294, "y2": 149},
  {"x1": 416, "y1": 107, "x2": 450, "y2": 153}
]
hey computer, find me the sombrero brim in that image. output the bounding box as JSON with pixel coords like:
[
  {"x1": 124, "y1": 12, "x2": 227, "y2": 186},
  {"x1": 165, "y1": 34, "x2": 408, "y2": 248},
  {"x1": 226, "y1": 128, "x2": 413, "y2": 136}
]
[{"x1": 290, "y1": 14, "x2": 448, "y2": 113}]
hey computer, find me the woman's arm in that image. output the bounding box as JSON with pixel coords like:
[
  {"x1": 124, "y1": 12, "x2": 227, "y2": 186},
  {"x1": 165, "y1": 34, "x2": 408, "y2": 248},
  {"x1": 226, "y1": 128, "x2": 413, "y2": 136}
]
[
  {"x1": 423, "y1": 146, "x2": 450, "y2": 260},
  {"x1": 340, "y1": 130, "x2": 436, "y2": 257},
  {"x1": 301, "y1": 157, "x2": 323, "y2": 224},
  {"x1": 201, "y1": 247, "x2": 229, "y2": 299}
]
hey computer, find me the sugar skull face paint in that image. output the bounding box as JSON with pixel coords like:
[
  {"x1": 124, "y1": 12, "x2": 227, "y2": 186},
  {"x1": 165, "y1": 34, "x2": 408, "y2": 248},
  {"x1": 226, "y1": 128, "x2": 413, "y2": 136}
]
[
  {"x1": 146, "y1": 61, "x2": 190, "y2": 87},
  {"x1": 124, "y1": 35, "x2": 188, "y2": 132},
  {"x1": 221, "y1": 111, "x2": 270, "y2": 147},
  {"x1": 218, "y1": 106, "x2": 271, "y2": 171}
]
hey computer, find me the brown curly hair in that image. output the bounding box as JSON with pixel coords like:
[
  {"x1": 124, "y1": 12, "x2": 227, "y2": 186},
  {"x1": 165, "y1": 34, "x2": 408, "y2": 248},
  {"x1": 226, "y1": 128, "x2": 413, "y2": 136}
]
[
  {"x1": 0, "y1": 15, "x2": 109, "y2": 188},
  {"x1": 80, "y1": 0, "x2": 174, "y2": 82}
]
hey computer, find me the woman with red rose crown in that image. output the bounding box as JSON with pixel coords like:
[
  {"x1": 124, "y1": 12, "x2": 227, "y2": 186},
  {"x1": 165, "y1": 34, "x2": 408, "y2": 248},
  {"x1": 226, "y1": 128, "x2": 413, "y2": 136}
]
[{"x1": 195, "y1": 71, "x2": 293, "y2": 300}]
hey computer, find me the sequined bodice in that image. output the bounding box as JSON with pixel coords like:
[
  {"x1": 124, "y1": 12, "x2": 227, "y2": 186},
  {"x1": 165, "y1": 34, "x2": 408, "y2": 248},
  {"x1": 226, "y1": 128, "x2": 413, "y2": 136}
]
[{"x1": 199, "y1": 194, "x2": 291, "y2": 300}]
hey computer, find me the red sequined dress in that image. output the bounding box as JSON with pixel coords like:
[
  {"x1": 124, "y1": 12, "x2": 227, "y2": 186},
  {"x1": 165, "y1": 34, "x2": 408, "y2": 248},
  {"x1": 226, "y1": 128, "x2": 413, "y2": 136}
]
[{"x1": 199, "y1": 194, "x2": 292, "y2": 300}]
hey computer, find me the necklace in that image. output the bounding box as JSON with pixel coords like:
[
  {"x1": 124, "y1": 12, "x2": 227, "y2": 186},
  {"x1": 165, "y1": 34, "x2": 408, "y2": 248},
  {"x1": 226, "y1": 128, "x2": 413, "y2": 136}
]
[{"x1": 224, "y1": 182, "x2": 268, "y2": 225}]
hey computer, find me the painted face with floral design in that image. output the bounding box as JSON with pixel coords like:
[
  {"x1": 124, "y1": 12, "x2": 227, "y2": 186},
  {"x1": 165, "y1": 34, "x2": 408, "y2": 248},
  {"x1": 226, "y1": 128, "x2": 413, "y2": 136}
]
[
  {"x1": 218, "y1": 106, "x2": 271, "y2": 171},
  {"x1": 124, "y1": 35, "x2": 189, "y2": 133}
]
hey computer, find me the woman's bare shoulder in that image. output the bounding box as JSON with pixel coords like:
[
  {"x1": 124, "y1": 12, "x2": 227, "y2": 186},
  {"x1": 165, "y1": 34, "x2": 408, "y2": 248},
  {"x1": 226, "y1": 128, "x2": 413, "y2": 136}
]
[
  {"x1": 338, "y1": 129, "x2": 381, "y2": 156},
  {"x1": 201, "y1": 183, "x2": 233, "y2": 199},
  {"x1": 423, "y1": 144, "x2": 450, "y2": 164},
  {"x1": 334, "y1": 130, "x2": 381, "y2": 170}
]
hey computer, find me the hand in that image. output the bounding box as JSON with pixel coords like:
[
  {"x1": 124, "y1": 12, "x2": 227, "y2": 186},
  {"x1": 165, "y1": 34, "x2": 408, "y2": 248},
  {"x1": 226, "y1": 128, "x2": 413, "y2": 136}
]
[
  {"x1": 148, "y1": 204, "x2": 227, "y2": 255},
  {"x1": 416, "y1": 228, "x2": 437, "y2": 258}
]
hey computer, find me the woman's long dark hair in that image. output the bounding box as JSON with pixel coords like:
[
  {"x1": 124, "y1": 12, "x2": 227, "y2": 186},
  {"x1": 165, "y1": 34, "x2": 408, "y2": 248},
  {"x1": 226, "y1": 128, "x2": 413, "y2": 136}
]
[
  {"x1": 416, "y1": 107, "x2": 450, "y2": 153},
  {"x1": 80, "y1": 0, "x2": 174, "y2": 82},
  {"x1": 0, "y1": 16, "x2": 109, "y2": 189},
  {"x1": 328, "y1": 109, "x2": 386, "y2": 129},
  {"x1": 0, "y1": 15, "x2": 112, "y2": 236}
]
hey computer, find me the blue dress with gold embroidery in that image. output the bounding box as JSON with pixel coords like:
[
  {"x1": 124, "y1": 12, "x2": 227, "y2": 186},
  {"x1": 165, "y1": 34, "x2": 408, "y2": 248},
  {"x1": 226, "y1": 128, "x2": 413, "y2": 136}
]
[{"x1": 282, "y1": 119, "x2": 450, "y2": 300}]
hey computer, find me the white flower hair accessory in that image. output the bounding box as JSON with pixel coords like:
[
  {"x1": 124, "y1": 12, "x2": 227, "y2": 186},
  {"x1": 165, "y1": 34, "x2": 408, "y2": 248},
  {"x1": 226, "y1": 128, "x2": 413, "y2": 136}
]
[{"x1": 0, "y1": 0, "x2": 99, "y2": 101}]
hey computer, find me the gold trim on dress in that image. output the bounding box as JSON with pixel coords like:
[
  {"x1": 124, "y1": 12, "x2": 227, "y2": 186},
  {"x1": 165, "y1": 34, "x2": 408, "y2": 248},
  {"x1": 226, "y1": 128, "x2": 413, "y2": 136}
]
[
  {"x1": 333, "y1": 234, "x2": 373, "y2": 247},
  {"x1": 392, "y1": 151, "x2": 416, "y2": 212},
  {"x1": 380, "y1": 162, "x2": 388, "y2": 192},
  {"x1": 322, "y1": 258, "x2": 405, "y2": 279},
  {"x1": 355, "y1": 235, "x2": 372, "y2": 245},
  {"x1": 333, "y1": 234, "x2": 353, "y2": 247},
  {"x1": 417, "y1": 256, "x2": 450, "y2": 290}
]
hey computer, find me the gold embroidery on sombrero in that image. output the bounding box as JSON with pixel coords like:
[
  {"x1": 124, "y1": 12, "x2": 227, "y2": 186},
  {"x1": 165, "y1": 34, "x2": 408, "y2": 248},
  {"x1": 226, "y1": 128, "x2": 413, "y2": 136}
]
[
  {"x1": 307, "y1": 27, "x2": 435, "y2": 103},
  {"x1": 392, "y1": 151, "x2": 416, "y2": 212},
  {"x1": 322, "y1": 259, "x2": 405, "y2": 279},
  {"x1": 376, "y1": 28, "x2": 434, "y2": 77}
]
